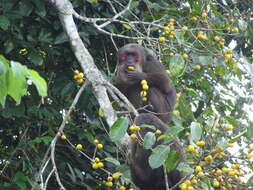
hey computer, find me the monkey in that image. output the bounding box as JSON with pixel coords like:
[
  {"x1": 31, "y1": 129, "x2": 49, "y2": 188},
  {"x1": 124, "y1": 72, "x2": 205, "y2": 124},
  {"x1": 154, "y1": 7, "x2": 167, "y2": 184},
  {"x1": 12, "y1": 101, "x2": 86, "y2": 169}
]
[
  {"x1": 130, "y1": 113, "x2": 185, "y2": 190},
  {"x1": 115, "y1": 44, "x2": 184, "y2": 190},
  {"x1": 115, "y1": 43, "x2": 176, "y2": 123}
]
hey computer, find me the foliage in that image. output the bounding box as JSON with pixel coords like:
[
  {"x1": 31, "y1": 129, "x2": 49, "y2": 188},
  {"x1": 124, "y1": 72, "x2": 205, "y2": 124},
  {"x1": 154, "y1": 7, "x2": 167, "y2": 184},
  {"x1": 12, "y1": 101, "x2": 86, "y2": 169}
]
[{"x1": 0, "y1": 0, "x2": 253, "y2": 190}]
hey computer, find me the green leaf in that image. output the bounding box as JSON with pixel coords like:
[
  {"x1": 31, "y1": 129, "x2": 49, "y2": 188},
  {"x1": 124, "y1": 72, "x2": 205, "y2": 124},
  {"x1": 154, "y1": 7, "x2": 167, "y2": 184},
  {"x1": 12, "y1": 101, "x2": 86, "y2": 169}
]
[
  {"x1": 198, "y1": 56, "x2": 213, "y2": 65},
  {"x1": 105, "y1": 157, "x2": 120, "y2": 166},
  {"x1": 29, "y1": 51, "x2": 43, "y2": 65},
  {"x1": 0, "y1": 15, "x2": 10, "y2": 30},
  {"x1": 109, "y1": 117, "x2": 129, "y2": 142},
  {"x1": 140, "y1": 124, "x2": 156, "y2": 131},
  {"x1": 123, "y1": 24, "x2": 132, "y2": 30},
  {"x1": 169, "y1": 54, "x2": 185, "y2": 77},
  {"x1": 143, "y1": 132, "x2": 156, "y2": 149},
  {"x1": 27, "y1": 70, "x2": 47, "y2": 97},
  {"x1": 165, "y1": 150, "x2": 180, "y2": 171},
  {"x1": 190, "y1": 122, "x2": 202, "y2": 141},
  {"x1": 238, "y1": 19, "x2": 247, "y2": 31},
  {"x1": 177, "y1": 162, "x2": 194, "y2": 174},
  {"x1": 8, "y1": 63, "x2": 28, "y2": 104},
  {"x1": 13, "y1": 172, "x2": 27, "y2": 190},
  {"x1": 166, "y1": 126, "x2": 184, "y2": 136},
  {"x1": 54, "y1": 32, "x2": 68, "y2": 44},
  {"x1": 148, "y1": 145, "x2": 170, "y2": 169},
  {"x1": 246, "y1": 125, "x2": 253, "y2": 140},
  {"x1": 174, "y1": 31, "x2": 185, "y2": 44}
]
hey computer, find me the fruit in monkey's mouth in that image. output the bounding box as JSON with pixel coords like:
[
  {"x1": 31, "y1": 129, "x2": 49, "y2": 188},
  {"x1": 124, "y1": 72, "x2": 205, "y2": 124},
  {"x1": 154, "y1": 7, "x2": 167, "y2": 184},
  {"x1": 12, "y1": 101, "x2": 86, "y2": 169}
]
[{"x1": 127, "y1": 66, "x2": 136, "y2": 70}]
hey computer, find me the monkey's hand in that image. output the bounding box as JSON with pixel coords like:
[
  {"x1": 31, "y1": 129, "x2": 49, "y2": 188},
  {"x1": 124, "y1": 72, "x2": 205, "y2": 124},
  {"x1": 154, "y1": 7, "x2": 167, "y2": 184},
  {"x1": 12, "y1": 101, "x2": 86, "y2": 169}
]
[{"x1": 126, "y1": 70, "x2": 146, "y2": 83}]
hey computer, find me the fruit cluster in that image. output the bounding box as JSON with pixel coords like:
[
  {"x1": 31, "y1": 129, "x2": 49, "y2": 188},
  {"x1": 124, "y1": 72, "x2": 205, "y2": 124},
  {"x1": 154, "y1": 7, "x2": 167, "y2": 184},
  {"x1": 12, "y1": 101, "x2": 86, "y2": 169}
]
[
  {"x1": 140, "y1": 80, "x2": 149, "y2": 102},
  {"x1": 73, "y1": 69, "x2": 85, "y2": 84}
]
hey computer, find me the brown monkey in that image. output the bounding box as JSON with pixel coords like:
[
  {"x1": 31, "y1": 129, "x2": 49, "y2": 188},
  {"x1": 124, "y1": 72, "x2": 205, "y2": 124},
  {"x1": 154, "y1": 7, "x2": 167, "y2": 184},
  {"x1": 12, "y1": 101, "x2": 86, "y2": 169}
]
[
  {"x1": 115, "y1": 44, "x2": 183, "y2": 190},
  {"x1": 131, "y1": 113, "x2": 184, "y2": 190},
  {"x1": 116, "y1": 43, "x2": 176, "y2": 123}
]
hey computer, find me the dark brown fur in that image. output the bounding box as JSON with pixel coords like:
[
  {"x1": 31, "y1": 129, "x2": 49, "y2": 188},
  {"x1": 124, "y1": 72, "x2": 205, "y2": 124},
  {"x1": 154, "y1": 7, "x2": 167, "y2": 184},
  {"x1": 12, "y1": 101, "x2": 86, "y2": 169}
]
[
  {"x1": 116, "y1": 43, "x2": 176, "y2": 123},
  {"x1": 115, "y1": 44, "x2": 183, "y2": 190}
]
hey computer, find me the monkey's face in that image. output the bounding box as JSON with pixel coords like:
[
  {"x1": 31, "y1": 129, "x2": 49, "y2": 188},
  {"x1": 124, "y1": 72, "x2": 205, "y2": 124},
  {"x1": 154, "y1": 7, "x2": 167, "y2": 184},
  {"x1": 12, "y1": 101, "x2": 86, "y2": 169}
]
[{"x1": 117, "y1": 44, "x2": 146, "y2": 84}]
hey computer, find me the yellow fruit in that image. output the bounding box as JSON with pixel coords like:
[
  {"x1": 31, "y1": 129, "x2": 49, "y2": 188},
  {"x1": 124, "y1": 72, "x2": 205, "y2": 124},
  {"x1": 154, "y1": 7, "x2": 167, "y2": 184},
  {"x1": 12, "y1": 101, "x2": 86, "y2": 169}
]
[
  {"x1": 195, "y1": 166, "x2": 202, "y2": 172},
  {"x1": 169, "y1": 52, "x2": 175, "y2": 56},
  {"x1": 225, "y1": 49, "x2": 232, "y2": 54},
  {"x1": 225, "y1": 124, "x2": 233, "y2": 131},
  {"x1": 194, "y1": 65, "x2": 201, "y2": 71},
  {"x1": 190, "y1": 16, "x2": 198, "y2": 22},
  {"x1": 141, "y1": 80, "x2": 147, "y2": 85},
  {"x1": 142, "y1": 84, "x2": 149, "y2": 90},
  {"x1": 92, "y1": 163, "x2": 98, "y2": 169},
  {"x1": 142, "y1": 97, "x2": 148, "y2": 102},
  {"x1": 140, "y1": 91, "x2": 147, "y2": 97},
  {"x1": 129, "y1": 125, "x2": 136, "y2": 131},
  {"x1": 76, "y1": 78, "x2": 84, "y2": 84},
  {"x1": 185, "y1": 132, "x2": 190, "y2": 136},
  {"x1": 119, "y1": 186, "x2": 125, "y2": 190},
  {"x1": 169, "y1": 34, "x2": 174, "y2": 39},
  {"x1": 246, "y1": 153, "x2": 252, "y2": 159},
  {"x1": 169, "y1": 18, "x2": 175, "y2": 23},
  {"x1": 97, "y1": 143, "x2": 103, "y2": 149},
  {"x1": 134, "y1": 125, "x2": 141, "y2": 131},
  {"x1": 191, "y1": 178, "x2": 197, "y2": 185},
  {"x1": 112, "y1": 172, "x2": 122, "y2": 179},
  {"x1": 222, "y1": 167, "x2": 229, "y2": 173},
  {"x1": 164, "y1": 26, "x2": 170, "y2": 34},
  {"x1": 213, "y1": 35, "x2": 220, "y2": 42},
  {"x1": 201, "y1": 12, "x2": 207, "y2": 18},
  {"x1": 107, "y1": 176, "x2": 113, "y2": 182},
  {"x1": 204, "y1": 155, "x2": 213, "y2": 162},
  {"x1": 60, "y1": 135, "x2": 67, "y2": 140},
  {"x1": 176, "y1": 93, "x2": 181, "y2": 99},
  {"x1": 216, "y1": 169, "x2": 223, "y2": 175},
  {"x1": 155, "y1": 129, "x2": 162, "y2": 135},
  {"x1": 91, "y1": 0, "x2": 98, "y2": 3},
  {"x1": 130, "y1": 133, "x2": 137, "y2": 140},
  {"x1": 74, "y1": 70, "x2": 79, "y2": 74},
  {"x1": 231, "y1": 27, "x2": 239, "y2": 33},
  {"x1": 219, "y1": 41, "x2": 225, "y2": 46},
  {"x1": 97, "y1": 162, "x2": 104, "y2": 168},
  {"x1": 76, "y1": 144, "x2": 83, "y2": 150},
  {"x1": 93, "y1": 139, "x2": 99, "y2": 144},
  {"x1": 127, "y1": 66, "x2": 136, "y2": 71},
  {"x1": 159, "y1": 36, "x2": 166, "y2": 43},
  {"x1": 94, "y1": 157, "x2": 100, "y2": 163},
  {"x1": 182, "y1": 26, "x2": 188, "y2": 31},
  {"x1": 182, "y1": 53, "x2": 189, "y2": 59},
  {"x1": 187, "y1": 145, "x2": 195, "y2": 152},
  {"x1": 197, "y1": 33, "x2": 206, "y2": 40},
  {"x1": 197, "y1": 171, "x2": 205, "y2": 178},
  {"x1": 78, "y1": 72, "x2": 84, "y2": 79},
  {"x1": 226, "y1": 26, "x2": 231, "y2": 32},
  {"x1": 179, "y1": 183, "x2": 187, "y2": 190},
  {"x1": 213, "y1": 180, "x2": 220, "y2": 187},
  {"x1": 187, "y1": 186, "x2": 195, "y2": 190},
  {"x1": 105, "y1": 181, "x2": 113, "y2": 187}
]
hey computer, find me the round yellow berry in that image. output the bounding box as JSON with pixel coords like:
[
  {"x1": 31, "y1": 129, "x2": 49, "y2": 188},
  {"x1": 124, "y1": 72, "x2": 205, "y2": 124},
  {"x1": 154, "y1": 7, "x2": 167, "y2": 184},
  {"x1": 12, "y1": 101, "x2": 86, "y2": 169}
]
[
  {"x1": 187, "y1": 145, "x2": 195, "y2": 152},
  {"x1": 191, "y1": 178, "x2": 197, "y2": 185},
  {"x1": 97, "y1": 143, "x2": 103, "y2": 149},
  {"x1": 195, "y1": 166, "x2": 202, "y2": 172},
  {"x1": 119, "y1": 185, "x2": 125, "y2": 190},
  {"x1": 159, "y1": 37, "x2": 166, "y2": 43},
  {"x1": 107, "y1": 176, "x2": 113, "y2": 182},
  {"x1": 196, "y1": 140, "x2": 205, "y2": 147},
  {"x1": 204, "y1": 155, "x2": 213, "y2": 162},
  {"x1": 94, "y1": 157, "x2": 100, "y2": 163},
  {"x1": 231, "y1": 27, "x2": 239, "y2": 33},
  {"x1": 201, "y1": 12, "x2": 207, "y2": 18},
  {"x1": 169, "y1": 52, "x2": 175, "y2": 56},
  {"x1": 155, "y1": 129, "x2": 162, "y2": 135},
  {"x1": 76, "y1": 144, "x2": 83, "y2": 150},
  {"x1": 182, "y1": 26, "x2": 188, "y2": 31},
  {"x1": 105, "y1": 181, "x2": 113, "y2": 187},
  {"x1": 141, "y1": 80, "x2": 147, "y2": 85},
  {"x1": 197, "y1": 33, "x2": 206, "y2": 40},
  {"x1": 168, "y1": 34, "x2": 174, "y2": 39},
  {"x1": 142, "y1": 97, "x2": 148, "y2": 102},
  {"x1": 130, "y1": 133, "x2": 137, "y2": 140},
  {"x1": 93, "y1": 139, "x2": 99, "y2": 144},
  {"x1": 225, "y1": 124, "x2": 233, "y2": 131},
  {"x1": 190, "y1": 16, "x2": 198, "y2": 22},
  {"x1": 182, "y1": 53, "x2": 189, "y2": 59},
  {"x1": 179, "y1": 183, "x2": 187, "y2": 190},
  {"x1": 194, "y1": 65, "x2": 201, "y2": 71},
  {"x1": 213, "y1": 35, "x2": 220, "y2": 42},
  {"x1": 213, "y1": 180, "x2": 219, "y2": 187},
  {"x1": 140, "y1": 91, "x2": 147, "y2": 97},
  {"x1": 92, "y1": 163, "x2": 98, "y2": 169},
  {"x1": 76, "y1": 78, "x2": 84, "y2": 84},
  {"x1": 142, "y1": 84, "x2": 149, "y2": 90},
  {"x1": 112, "y1": 172, "x2": 122, "y2": 180},
  {"x1": 60, "y1": 135, "x2": 67, "y2": 140},
  {"x1": 197, "y1": 171, "x2": 205, "y2": 178},
  {"x1": 216, "y1": 169, "x2": 223, "y2": 175},
  {"x1": 97, "y1": 162, "x2": 104, "y2": 168}
]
